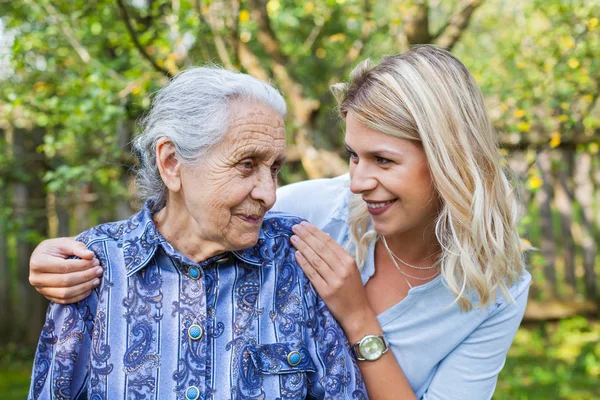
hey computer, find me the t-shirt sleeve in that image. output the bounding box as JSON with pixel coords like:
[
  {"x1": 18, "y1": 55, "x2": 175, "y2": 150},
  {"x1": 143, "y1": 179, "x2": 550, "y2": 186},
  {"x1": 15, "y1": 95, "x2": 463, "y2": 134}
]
[
  {"x1": 274, "y1": 174, "x2": 350, "y2": 227},
  {"x1": 421, "y1": 274, "x2": 530, "y2": 400}
]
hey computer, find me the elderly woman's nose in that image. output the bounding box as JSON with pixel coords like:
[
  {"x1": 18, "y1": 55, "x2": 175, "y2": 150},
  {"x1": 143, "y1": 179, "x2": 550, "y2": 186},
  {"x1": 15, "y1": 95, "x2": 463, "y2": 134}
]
[{"x1": 251, "y1": 168, "x2": 277, "y2": 208}]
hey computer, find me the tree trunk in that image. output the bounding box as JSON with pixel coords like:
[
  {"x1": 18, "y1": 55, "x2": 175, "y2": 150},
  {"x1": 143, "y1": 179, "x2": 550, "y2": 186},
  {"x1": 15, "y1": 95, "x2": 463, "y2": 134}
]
[
  {"x1": 116, "y1": 119, "x2": 135, "y2": 219},
  {"x1": 0, "y1": 186, "x2": 10, "y2": 341},
  {"x1": 536, "y1": 150, "x2": 557, "y2": 297},
  {"x1": 554, "y1": 149, "x2": 576, "y2": 294},
  {"x1": 574, "y1": 152, "x2": 597, "y2": 299},
  {"x1": 12, "y1": 127, "x2": 49, "y2": 346},
  {"x1": 56, "y1": 193, "x2": 71, "y2": 237}
]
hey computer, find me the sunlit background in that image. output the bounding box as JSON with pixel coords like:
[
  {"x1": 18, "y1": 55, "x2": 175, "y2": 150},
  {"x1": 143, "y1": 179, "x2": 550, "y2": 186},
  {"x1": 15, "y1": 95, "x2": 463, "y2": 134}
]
[{"x1": 1, "y1": 0, "x2": 599, "y2": 398}]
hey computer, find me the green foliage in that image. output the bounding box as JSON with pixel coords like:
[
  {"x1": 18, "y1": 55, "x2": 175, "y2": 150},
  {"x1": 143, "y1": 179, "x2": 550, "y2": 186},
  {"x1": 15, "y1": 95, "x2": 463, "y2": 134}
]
[
  {"x1": 2, "y1": 0, "x2": 598, "y2": 200},
  {"x1": 495, "y1": 317, "x2": 600, "y2": 399}
]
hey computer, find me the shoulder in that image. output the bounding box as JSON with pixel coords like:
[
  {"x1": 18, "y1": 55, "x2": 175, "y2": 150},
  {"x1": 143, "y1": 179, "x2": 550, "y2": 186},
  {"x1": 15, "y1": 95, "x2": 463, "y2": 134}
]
[
  {"x1": 75, "y1": 219, "x2": 128, "y2": 247},
  {"x1": 273, "y1": 174, "x2": 351, "y2": 226},
  {"x1": 485, "y1": 269, "x2": 531, "y2": 318},
  {"x1": 262, "y1": 212, "x2": 305, "y2": 236}
]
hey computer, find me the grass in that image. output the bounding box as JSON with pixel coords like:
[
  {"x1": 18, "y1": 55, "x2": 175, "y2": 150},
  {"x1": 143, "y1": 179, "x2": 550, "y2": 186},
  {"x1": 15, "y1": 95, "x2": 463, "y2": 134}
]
[{"x1": 2, "y1": 317, "x2": 598, "y2": 399}]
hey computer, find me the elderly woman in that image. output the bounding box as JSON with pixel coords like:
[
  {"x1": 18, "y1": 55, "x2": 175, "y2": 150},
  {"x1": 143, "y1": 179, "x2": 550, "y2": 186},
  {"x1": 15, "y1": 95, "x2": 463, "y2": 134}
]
[{"x1": 28, "y1": 68, "x2": 367, "y2": 400}]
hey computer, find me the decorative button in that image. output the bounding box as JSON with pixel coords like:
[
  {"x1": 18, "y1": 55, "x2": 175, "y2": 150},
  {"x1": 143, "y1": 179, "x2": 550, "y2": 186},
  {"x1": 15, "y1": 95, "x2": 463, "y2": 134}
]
[
  {"x1": 185, "y1": 386, "x2": 200, "y2": 400},
  {"x1": 188, "y1": 324, "x2": 203, "y2": 340},
  {"x1": 287, "y1": 350, "x2": 302, "y2": 366},
  {"x1": 188, "y1": 266, "x2": 200, "y2": 280}
]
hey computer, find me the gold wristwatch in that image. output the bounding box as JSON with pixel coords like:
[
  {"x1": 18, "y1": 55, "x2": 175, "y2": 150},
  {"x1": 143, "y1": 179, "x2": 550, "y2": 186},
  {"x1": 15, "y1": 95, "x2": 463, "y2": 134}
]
[{"x1": 351, "y1": 334, "x2": 389, "y2": 361}]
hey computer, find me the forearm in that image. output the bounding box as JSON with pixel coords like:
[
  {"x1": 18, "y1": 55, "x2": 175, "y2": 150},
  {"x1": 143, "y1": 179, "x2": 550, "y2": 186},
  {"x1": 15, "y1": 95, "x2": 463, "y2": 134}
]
[{"x1": 342, "y1": 311, "x2": 417, "y2": 400}]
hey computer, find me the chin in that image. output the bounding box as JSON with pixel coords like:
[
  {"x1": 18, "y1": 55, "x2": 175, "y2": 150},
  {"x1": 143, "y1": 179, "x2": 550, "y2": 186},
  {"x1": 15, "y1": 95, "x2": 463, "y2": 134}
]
[{"x1": 230, "y1": 233, "x2": 260, "y2": 251}]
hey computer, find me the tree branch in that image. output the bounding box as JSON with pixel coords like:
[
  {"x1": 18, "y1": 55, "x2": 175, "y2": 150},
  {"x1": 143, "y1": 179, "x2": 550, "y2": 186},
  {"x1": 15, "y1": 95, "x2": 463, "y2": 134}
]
[
  {"x1": 23, "y1": 0, "x2": 122, "y2": 81},
  {"x1": 247, "y1": 0, "x2": 288, "y2": 65},
  {"x1": 198, "y1": 0, "x2": 239, "y2": 69},
  {"x1": 403, "y1": 0, "x2": 431, "y2": 45},
  {"x1": 115, "y1": 0, "x2": 171, "y2": 76},
  {"x1": 499, "y1": 133, "x2": 600, "y2": 151},
  {"x1": 433, "y1": 0, "x2": 483, "y2": 50},
  {"x1": 28, "y1": 0, "x2": 90, "y2": 63},
  {"x1": 341, "y1": 1, "x2": 377, "y2": 71}
]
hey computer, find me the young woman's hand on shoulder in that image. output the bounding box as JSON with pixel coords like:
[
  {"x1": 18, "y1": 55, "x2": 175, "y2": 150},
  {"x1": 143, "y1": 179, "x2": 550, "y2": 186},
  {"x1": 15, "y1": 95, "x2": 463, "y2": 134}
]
[
  {"x1": 29, "y1": 237, "x2": 102, "y2": 304},
  {"x1": 291, "y1": 221, "x2": 376, "y2": 338}
]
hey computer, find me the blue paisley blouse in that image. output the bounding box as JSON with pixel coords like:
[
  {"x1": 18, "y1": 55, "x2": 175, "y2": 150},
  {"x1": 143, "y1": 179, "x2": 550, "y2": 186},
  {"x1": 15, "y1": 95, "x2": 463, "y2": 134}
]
[{"x1": 28, "y1": 202, "x2": 368, "y2": 400}]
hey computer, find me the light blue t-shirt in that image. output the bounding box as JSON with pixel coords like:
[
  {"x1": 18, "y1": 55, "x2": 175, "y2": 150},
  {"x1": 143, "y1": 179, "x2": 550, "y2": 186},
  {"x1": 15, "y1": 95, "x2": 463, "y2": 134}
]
[{"x1": 274, "y1": 174, "x2": 531, "y2": 400}]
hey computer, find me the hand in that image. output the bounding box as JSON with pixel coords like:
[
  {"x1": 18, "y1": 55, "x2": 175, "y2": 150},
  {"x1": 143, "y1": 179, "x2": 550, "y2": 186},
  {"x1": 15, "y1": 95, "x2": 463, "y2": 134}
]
[
  {"x1": 29, "y1": 237, "x2": 103, "y2": 304},
  {"x1": 290, "y1": 221, "x2": 376, "y2": 336}
]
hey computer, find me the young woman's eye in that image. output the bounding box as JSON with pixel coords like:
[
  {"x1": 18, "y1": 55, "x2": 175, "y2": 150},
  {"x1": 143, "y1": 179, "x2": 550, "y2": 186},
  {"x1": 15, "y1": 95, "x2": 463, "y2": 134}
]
[
  {"x1": 376, "y1": 156, "x2": 392, "y2": 166},
  {"x1": 345, "y1": 148, "x2": 358, "y2": 162}
]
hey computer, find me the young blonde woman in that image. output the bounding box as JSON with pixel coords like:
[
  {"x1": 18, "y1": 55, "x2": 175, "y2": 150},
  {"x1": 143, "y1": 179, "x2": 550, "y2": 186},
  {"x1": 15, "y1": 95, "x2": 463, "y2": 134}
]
[{"x1": 29, "y1": 46, "x2": 530, "y2": 399}]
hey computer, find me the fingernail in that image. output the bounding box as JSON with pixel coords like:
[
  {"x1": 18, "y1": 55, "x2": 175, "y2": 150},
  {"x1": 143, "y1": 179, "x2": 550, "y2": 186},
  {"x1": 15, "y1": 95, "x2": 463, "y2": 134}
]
[
  {"x1": 93, "y1": 258, "x2": 100, "y2": 267},
  {"x1": 293, "y1": 224, "x2": 304, "y2": 233},
  {"x1": 291, "y1": 235, "x2": 299, "y2": 243},
  {"x1": 92, "y1": 278, "x2": 100, "y2": 286},
  {"x1": 95, "y1": 267, "x2": 103, "y2": 275}
]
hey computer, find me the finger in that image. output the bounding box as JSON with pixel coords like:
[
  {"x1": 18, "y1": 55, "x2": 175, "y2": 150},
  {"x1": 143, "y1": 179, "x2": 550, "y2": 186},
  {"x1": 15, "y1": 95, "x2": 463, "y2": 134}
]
[
  {"x1": 71, "y1": 241, "x2": 95, "y2": 260},
  {"x1": 35, "y1": 266, "x2": 104, "y2": 288},
  {"x1": 31, "y1": 256, "x2": 100, "y2": 275},
  {"x1": 48, "y1": 291, "x2": 93, "y2": 305},
  {"x1": 38, "y1": 278, "x2": 100, "y2": 303},
  {"x1": 290, "y1": 234, "x2": 336, "y2": 281},
  {"x1": 292, "y1": 223, "x2": 343, "y2": 267},
  {"x1": 294, "y1": 250, "x2": 327, "y2": 290}
]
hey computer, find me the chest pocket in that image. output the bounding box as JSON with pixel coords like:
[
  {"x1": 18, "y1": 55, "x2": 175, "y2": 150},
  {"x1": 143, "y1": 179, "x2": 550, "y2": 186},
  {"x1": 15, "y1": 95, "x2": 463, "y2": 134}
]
[
  {"x1": 249, "y1": 342, "x2": 316, "y2": 374},
  {"x1": 242, "y1": 342, "x2": 318, "y2": 399}
]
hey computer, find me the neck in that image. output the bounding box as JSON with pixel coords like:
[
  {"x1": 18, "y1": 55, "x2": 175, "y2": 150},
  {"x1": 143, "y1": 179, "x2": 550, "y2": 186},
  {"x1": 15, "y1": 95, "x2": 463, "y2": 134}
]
[
  {"x1": 380, "y1": 228, "x2": 441, "y2": 267},
  {"x1": 153, "y1": 195, "x2": 226, "y2": 263}
]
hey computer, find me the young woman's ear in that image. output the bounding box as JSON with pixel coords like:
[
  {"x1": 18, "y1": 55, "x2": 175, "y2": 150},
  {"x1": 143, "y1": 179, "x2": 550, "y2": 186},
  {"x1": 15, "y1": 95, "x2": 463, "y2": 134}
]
[{"x1": 155, "y1": 137, "x2": 182, "y2": 192}]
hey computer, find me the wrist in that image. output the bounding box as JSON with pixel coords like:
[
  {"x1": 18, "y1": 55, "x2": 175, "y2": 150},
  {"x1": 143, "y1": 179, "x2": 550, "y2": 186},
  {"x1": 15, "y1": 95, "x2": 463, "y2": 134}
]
[{"x1": 339, "y1": 306, "x2": 381, "y2": 343}]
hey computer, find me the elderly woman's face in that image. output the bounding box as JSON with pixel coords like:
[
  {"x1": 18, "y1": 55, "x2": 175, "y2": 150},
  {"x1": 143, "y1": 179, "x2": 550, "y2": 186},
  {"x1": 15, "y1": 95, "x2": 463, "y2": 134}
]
[{"x1": 178, "y1": 101, "x2": 286, "y2": 251}]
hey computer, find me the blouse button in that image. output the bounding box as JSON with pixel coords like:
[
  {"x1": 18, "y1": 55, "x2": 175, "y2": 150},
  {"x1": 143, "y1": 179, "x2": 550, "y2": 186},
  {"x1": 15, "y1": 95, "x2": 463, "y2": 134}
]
[
  {"x1": 185, "y1": 386, "x2": 200, "y2": 400},
  {"x1": 188, "y1": 266, "x2": 201, "y2": 280},
  {"x1": 287, "y1": 350, "x2": 302, "y2": 366},
  {"x1": 188, "y1": 324, "x2": 203, "y2": 341}
]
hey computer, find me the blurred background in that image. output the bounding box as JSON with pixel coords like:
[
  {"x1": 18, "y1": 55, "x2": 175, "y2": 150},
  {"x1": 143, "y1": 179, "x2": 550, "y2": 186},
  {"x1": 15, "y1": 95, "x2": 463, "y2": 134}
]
[{"x1": 0, "y1": 0, "x2": 599, "y2": 398}]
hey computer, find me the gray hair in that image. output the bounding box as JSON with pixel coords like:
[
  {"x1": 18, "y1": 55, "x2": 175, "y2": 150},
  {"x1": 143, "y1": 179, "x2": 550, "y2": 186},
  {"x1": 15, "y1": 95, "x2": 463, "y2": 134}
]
[{"x1": 133, "y1": 66, "x2": 287, "y2": 211}]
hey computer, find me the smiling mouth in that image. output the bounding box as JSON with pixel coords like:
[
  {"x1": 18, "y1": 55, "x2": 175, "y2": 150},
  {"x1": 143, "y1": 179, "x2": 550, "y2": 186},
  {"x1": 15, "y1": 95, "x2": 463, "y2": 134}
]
[
  {"x1": 238, "y1": 214, "x2": 263, "y2": 224},
  {"x1": 365, "y1": 200, "x2": 396, "y2": 209}
]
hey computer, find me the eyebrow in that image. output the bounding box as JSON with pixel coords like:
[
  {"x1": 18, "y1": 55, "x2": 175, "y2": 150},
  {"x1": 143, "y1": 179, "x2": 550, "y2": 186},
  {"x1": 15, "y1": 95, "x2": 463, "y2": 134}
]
[
  {"x1": 238, "y1": 148, "x2": 287, "y2": 164},
  {"x1": 344, "y1": 142, "x2": 404, "y2": 159}
]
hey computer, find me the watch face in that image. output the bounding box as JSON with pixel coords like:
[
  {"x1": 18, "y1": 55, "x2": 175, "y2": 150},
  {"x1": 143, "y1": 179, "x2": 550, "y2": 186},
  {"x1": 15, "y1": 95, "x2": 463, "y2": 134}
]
[{"x1": 359, "y1": 335, "x2": 385, "y2": 361}]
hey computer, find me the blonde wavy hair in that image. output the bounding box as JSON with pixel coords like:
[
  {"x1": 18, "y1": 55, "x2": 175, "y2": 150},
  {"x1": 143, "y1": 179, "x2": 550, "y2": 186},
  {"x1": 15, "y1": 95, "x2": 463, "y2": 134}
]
[{"x1": 331, "y1": 46, "x2": 525, "y2": 311}]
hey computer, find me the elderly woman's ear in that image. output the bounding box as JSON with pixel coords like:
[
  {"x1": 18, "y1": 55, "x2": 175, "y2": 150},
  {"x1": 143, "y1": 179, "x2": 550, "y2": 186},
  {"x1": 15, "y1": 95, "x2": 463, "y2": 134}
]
[{"x1": 155, "y1": 137, "x2": 182, "y2": 192}]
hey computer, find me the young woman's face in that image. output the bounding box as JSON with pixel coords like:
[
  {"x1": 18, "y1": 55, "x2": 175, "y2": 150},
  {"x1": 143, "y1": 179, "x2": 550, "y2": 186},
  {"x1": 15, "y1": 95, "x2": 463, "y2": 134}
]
[{"x1": 345, "y1": 112, "x2": 440, "y2": 240}]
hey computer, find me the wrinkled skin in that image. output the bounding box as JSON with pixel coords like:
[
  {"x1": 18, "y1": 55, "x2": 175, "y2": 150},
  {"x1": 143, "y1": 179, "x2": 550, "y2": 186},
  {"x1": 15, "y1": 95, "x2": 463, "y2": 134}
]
[{"x1": 153, "y1": 100, "x2": 287, "y2": 261}]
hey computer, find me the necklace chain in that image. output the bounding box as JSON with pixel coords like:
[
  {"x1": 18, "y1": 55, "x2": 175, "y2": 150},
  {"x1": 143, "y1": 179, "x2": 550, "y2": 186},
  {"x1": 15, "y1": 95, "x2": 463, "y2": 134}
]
[
  {"x1": 380, "y1": 236, "x2": 440, "y2": 287},
  {"x1": 380, "y1": 236, "x2": 441, "y2": 270}
]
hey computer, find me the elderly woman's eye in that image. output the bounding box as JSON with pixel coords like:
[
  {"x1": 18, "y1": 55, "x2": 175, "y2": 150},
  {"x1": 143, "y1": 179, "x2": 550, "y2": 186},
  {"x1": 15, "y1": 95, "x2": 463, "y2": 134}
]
[
  {"x1": 270, "y1": 165, "x2": 281, "y2": 176},
  {"x1": 239, "y1": 160, "x2": 254, "y2": 170}
]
